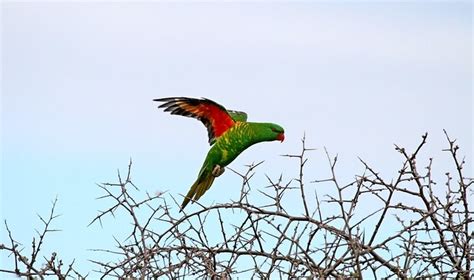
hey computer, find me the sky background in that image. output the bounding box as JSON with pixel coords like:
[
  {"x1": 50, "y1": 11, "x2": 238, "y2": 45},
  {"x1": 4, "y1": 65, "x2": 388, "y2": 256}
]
[{"x1": 1, "y1": 1, "x2": 472, "y2": 277}]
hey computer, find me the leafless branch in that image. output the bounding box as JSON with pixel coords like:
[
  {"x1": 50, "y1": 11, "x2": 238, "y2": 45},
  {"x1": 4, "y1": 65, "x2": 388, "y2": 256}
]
[{"x1": 2, "y1": 132, "x2": 472, "y2": 279}]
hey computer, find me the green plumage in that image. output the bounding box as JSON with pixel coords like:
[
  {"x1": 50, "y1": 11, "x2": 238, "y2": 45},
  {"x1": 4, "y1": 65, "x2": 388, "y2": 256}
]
[
  {"x1": 228, "y1": 110, "x2": 248, "y2": 122},
  {"x1": 181, "y1": 122, "x2": 284, "y2": 209},
  {"x1": 154, "y1": 97, "x2": 284, "y2": 211}
]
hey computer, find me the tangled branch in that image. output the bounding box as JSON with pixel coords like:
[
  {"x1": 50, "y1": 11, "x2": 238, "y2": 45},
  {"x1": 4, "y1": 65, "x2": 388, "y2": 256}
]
[
  {"x1": 0, "y1": 198, "x2": 86, "y2": 279},
  {"x1": 1, "y1": 132, "x2": 472, "y2": 279},
  {"x1": 89, "y1": 132, "x2": 473, "y2": 278}
]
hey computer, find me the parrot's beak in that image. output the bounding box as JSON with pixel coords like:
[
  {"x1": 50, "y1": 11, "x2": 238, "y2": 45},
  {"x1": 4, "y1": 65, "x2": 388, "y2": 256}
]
[{"x1": 277, "y1": 133, "x2": 285, "y2": 142}]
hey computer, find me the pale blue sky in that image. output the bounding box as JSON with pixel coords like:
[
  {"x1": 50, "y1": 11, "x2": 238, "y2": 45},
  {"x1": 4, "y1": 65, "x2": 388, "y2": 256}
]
[{"x1": 1, "y1": 1, "x2": 472, "y2": 277}]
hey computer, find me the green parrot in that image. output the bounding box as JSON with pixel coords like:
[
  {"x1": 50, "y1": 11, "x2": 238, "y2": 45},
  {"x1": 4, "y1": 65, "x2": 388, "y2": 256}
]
[{"x1": 154, "y1": 97, "x2": 285, "y2": 210}]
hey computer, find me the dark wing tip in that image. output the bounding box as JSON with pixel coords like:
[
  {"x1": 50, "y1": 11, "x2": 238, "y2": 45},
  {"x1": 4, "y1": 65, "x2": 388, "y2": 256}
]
[
  {"x1": 154, "y1": 97, "x2": 203, "y2": 105},
  {"x1": 153, "y1": 97, "x2": 180, "y2": 103},
  {"x1": 154, "y1": 97, "x2": 185, "y2": 109}
]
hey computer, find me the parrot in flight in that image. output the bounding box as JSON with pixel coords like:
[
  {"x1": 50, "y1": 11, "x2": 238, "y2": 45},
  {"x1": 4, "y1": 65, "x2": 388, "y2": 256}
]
[{"x1": 154, "y1": 97, "x2": 285, "y2": 210}]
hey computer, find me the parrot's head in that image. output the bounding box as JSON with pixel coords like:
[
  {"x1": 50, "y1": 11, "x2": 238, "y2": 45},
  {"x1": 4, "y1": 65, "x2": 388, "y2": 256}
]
[
  {"x1": 248, "y1": 122, "x2": 285, "y2": 144},
  {"x1": 264, "y1": 123, "x2": 285, "y2": 143}
]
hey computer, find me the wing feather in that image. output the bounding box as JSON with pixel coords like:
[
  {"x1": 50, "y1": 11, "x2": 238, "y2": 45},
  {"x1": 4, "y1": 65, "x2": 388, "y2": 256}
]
[
  {"x1": 228, "y1": 110, "x2": 248, "y2": 122},
  {"x1": 154, "y1": 97, "x2": 236, "y2": 145}
]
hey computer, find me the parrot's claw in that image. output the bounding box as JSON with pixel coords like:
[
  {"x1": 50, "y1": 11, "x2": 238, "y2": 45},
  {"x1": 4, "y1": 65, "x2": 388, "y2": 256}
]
[{"x1": 212, "y1": 165, "x2": 225, "y2": 177}]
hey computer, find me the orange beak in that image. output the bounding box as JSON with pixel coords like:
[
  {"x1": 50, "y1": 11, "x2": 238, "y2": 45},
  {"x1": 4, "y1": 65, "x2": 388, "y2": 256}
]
[{"x1": 277, "y1": 133, "x2": 285, "y2": 142}]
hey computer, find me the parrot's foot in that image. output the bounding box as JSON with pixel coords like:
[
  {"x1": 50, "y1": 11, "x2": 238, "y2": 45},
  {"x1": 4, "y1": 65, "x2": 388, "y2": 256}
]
[{"x1": 212, "y1": 165, "x2": 225, "y2": 177}]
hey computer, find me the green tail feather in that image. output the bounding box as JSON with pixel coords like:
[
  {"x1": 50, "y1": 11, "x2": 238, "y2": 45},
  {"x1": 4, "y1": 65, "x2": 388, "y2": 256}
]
[{"x1": 180, "y1": 167, "x2": 215, "y2": 210}]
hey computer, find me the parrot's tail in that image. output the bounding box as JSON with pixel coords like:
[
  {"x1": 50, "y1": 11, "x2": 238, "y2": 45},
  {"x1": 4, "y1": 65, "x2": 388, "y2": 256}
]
[{"x1": 180, "y1": 167, "x2": 215, "y2": 211}]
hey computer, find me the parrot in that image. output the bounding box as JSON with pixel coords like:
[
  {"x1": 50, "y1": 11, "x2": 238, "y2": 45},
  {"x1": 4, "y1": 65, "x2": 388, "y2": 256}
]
[{"x1": 154, "y1": 97, "x2": 285, "y2": 210}]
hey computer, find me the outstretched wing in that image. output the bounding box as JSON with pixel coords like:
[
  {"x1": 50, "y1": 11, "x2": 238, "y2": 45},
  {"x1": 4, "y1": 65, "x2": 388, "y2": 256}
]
[{"x1": 154, "y1": 97, "x2": 236, "y2": 145}]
